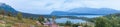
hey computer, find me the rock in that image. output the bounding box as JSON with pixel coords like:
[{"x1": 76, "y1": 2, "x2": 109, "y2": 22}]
[{"x1": 0, "y1": 20, "x2": 5, "y2": 24}]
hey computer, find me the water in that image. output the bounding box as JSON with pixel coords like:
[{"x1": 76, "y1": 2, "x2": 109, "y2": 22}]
[
  {"x1": 58, "y1": 15, "x2": 103, "y2": 18},
  {"x1": 49, "y1": 18, "x2": 86, "y2": 23},
  {"x1": 75, "y1": 15, "x2": 103, "y2": 18},
  {"x1": 55, "y1": 18, "x2": 86, "y2": 23},
  {"x1": 54, "y1": 15, "x2": 104, "y2": 23}
]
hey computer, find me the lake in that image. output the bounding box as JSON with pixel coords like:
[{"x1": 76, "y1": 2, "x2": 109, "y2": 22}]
[{"x1": 52, "y1": 15, "x2": 104, "y2": 23}]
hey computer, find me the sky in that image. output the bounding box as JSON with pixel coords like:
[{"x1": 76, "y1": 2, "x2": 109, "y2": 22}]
[{"x1": 0, "y1": 0, "x2": 120, "y2": 14}]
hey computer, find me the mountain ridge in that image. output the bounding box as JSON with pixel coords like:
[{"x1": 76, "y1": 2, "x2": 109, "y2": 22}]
[
  {"x1": 51, "y1": 7, "x2": 120, "y2": 15},
  {"x1": 0, "y1": 3, "x2": 18, "y2": 13},
  {"x1": 68, "y1": 7, "x2": 120, "y2": 14}
]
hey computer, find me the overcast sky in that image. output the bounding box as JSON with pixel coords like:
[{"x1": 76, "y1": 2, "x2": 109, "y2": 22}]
[{"x1": 0, "y1": 0, "x2": 120, "y2": 14}]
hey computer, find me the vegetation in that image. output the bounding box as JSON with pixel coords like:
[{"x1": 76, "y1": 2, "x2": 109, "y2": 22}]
[
  {"x1": 0, "y1": 8, "x2": 5, "y2": 18},
  {"x1": 52, "y1": 16, "x2": 56, "y2": 22},
  {"x1": 87, "y1": 13, "x2": 120, "y2": 27},
  {"x1": 65, "y1": 21, "x2": 72, "y2": 26},
  {"x1": 17, "y1": 12, "x2": 23, "y2": 20}
]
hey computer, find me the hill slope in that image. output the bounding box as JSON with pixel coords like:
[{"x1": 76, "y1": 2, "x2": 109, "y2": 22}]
[
  {"x1": 51, "y1": 11, "x2": 102, "y2": 15},
  {"x1": 0, "y1": 3, "x2": 18, "y2": 13},
  {"x1": 0, "y1": 15, "x2": 41, "y2": 27},
  {"x1": 68, "y1": 7, "x2": 120, "y2": 14}
]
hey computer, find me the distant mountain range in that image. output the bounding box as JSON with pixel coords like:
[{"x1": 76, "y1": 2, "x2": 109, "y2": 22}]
[
  {"x1": 51, "y1": 11, "x2": 103, "y2": 15},
  {"x1": 0, "y1": 3, "x2": 120, "y2": 18},
  {"x1": 51, "y1": 7, "x2": 120, "y2": 15}
]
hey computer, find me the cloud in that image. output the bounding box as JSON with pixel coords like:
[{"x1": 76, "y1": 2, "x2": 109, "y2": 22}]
[
  {"x1": 0, "y1": 0, "x2": 120, "y2": 14},
  {"x1": 82, "y1": 0, "x2": 120, "y2": 10}
]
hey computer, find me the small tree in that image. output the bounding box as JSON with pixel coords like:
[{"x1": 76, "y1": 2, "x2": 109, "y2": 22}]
[
  {"x1": 0, "y1": 8, "x2": 5, "y2": 18},
  {"x1": 46, "y1": 18, "x2": 50, "y2": 22},
  {"x1": 38, "y1": 16, "x2": 45, "y2": 24},
  {"x1": 7, "y1": 11, "x2": 12, "y2": 18},
  {"x1": 17, "y1": 12, "x2": 22, "y2": 20},
  {"x1": 65, "y1": 21, "x2": 72, "y2": 26},
  {"x1": 7, "y1": 11, "x2": 12, "y2": 16},
  {"x1": 30, "y1": 16, "x2": 33, "y2": 20},
  {"x1": 83, "y1": 23, "x2": 89, "y2": 27},
  {"x1": 52, "y1": 16, "x2": 56, "y2": 22},
  {"x1": 72, "y1": 24, "x2": 79, "y2": 27}
]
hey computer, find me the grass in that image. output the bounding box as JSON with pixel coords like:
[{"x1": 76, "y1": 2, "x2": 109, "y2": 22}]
[{"x1": 0, "y1": 15, "x2": 42, "y2": 27}]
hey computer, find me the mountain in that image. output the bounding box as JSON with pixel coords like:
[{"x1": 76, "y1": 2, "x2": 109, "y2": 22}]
[
  {"x1": 68, "y1": 7, "x2": 120, "y2": 15},
  {"x1": 0, "y1": 3, "x2": 49, "y2": 18},
  {"x1": 51, "y1": 7, "x2": 120, "y2": 15},
  {"x1": 0, "y1": 3, "x2": 18, "y2": 13},
  {"x1": 51, "y1": 11, "x2": 102, "y2": 15}
]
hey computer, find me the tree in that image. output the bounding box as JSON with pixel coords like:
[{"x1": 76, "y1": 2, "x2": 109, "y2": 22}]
[
  {"x1": 17, "y1": 12, "x2": 22, "y2": 20},
  {"x1": 29, "y1": 16, "x2": 33, "y2": 20},
  {"x1": 46, "y1": 18, "x2": 50, "y2": 22},
  {"x1": 7, "y1": 11, "x2": 12, "y2": 18},
  {"x1": 0, "y1": 8, "x2": 5, "y2": 18},
  {"x1": 110, "y1": 16, "x2": 120, "y2": 27},
  {"x1": 52, "y1": 16, "x2": 56, "y2": 22},
  {"x1": 72, "y1": 24, "x2": 79, "y2": 27},
  {"x1": 88, "y1": 13, "x2": 120, "y2": 27},
  {"x1": 38, "y1": 16, "x2": 45, "y2": 23},
  {"x1": 83, "y1": 22, "x2": 93, "y2": 27},
  {"x1": 95, "y1": 17, "x2": 112, "y2": 27},
  {"x1": 64, "y1": 21, "x2": 72, "y2": 27},
  {"x1": 7, "y1": 11, "x2": 12, "y2": 16},
  {"x1": 65, "y1": 21, "x2": 72, "y2": 26}
]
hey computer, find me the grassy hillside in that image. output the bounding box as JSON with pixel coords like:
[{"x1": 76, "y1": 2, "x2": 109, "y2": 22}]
[{"x1": 0, "y1": 15, "x2": 42, "y2": 27}]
